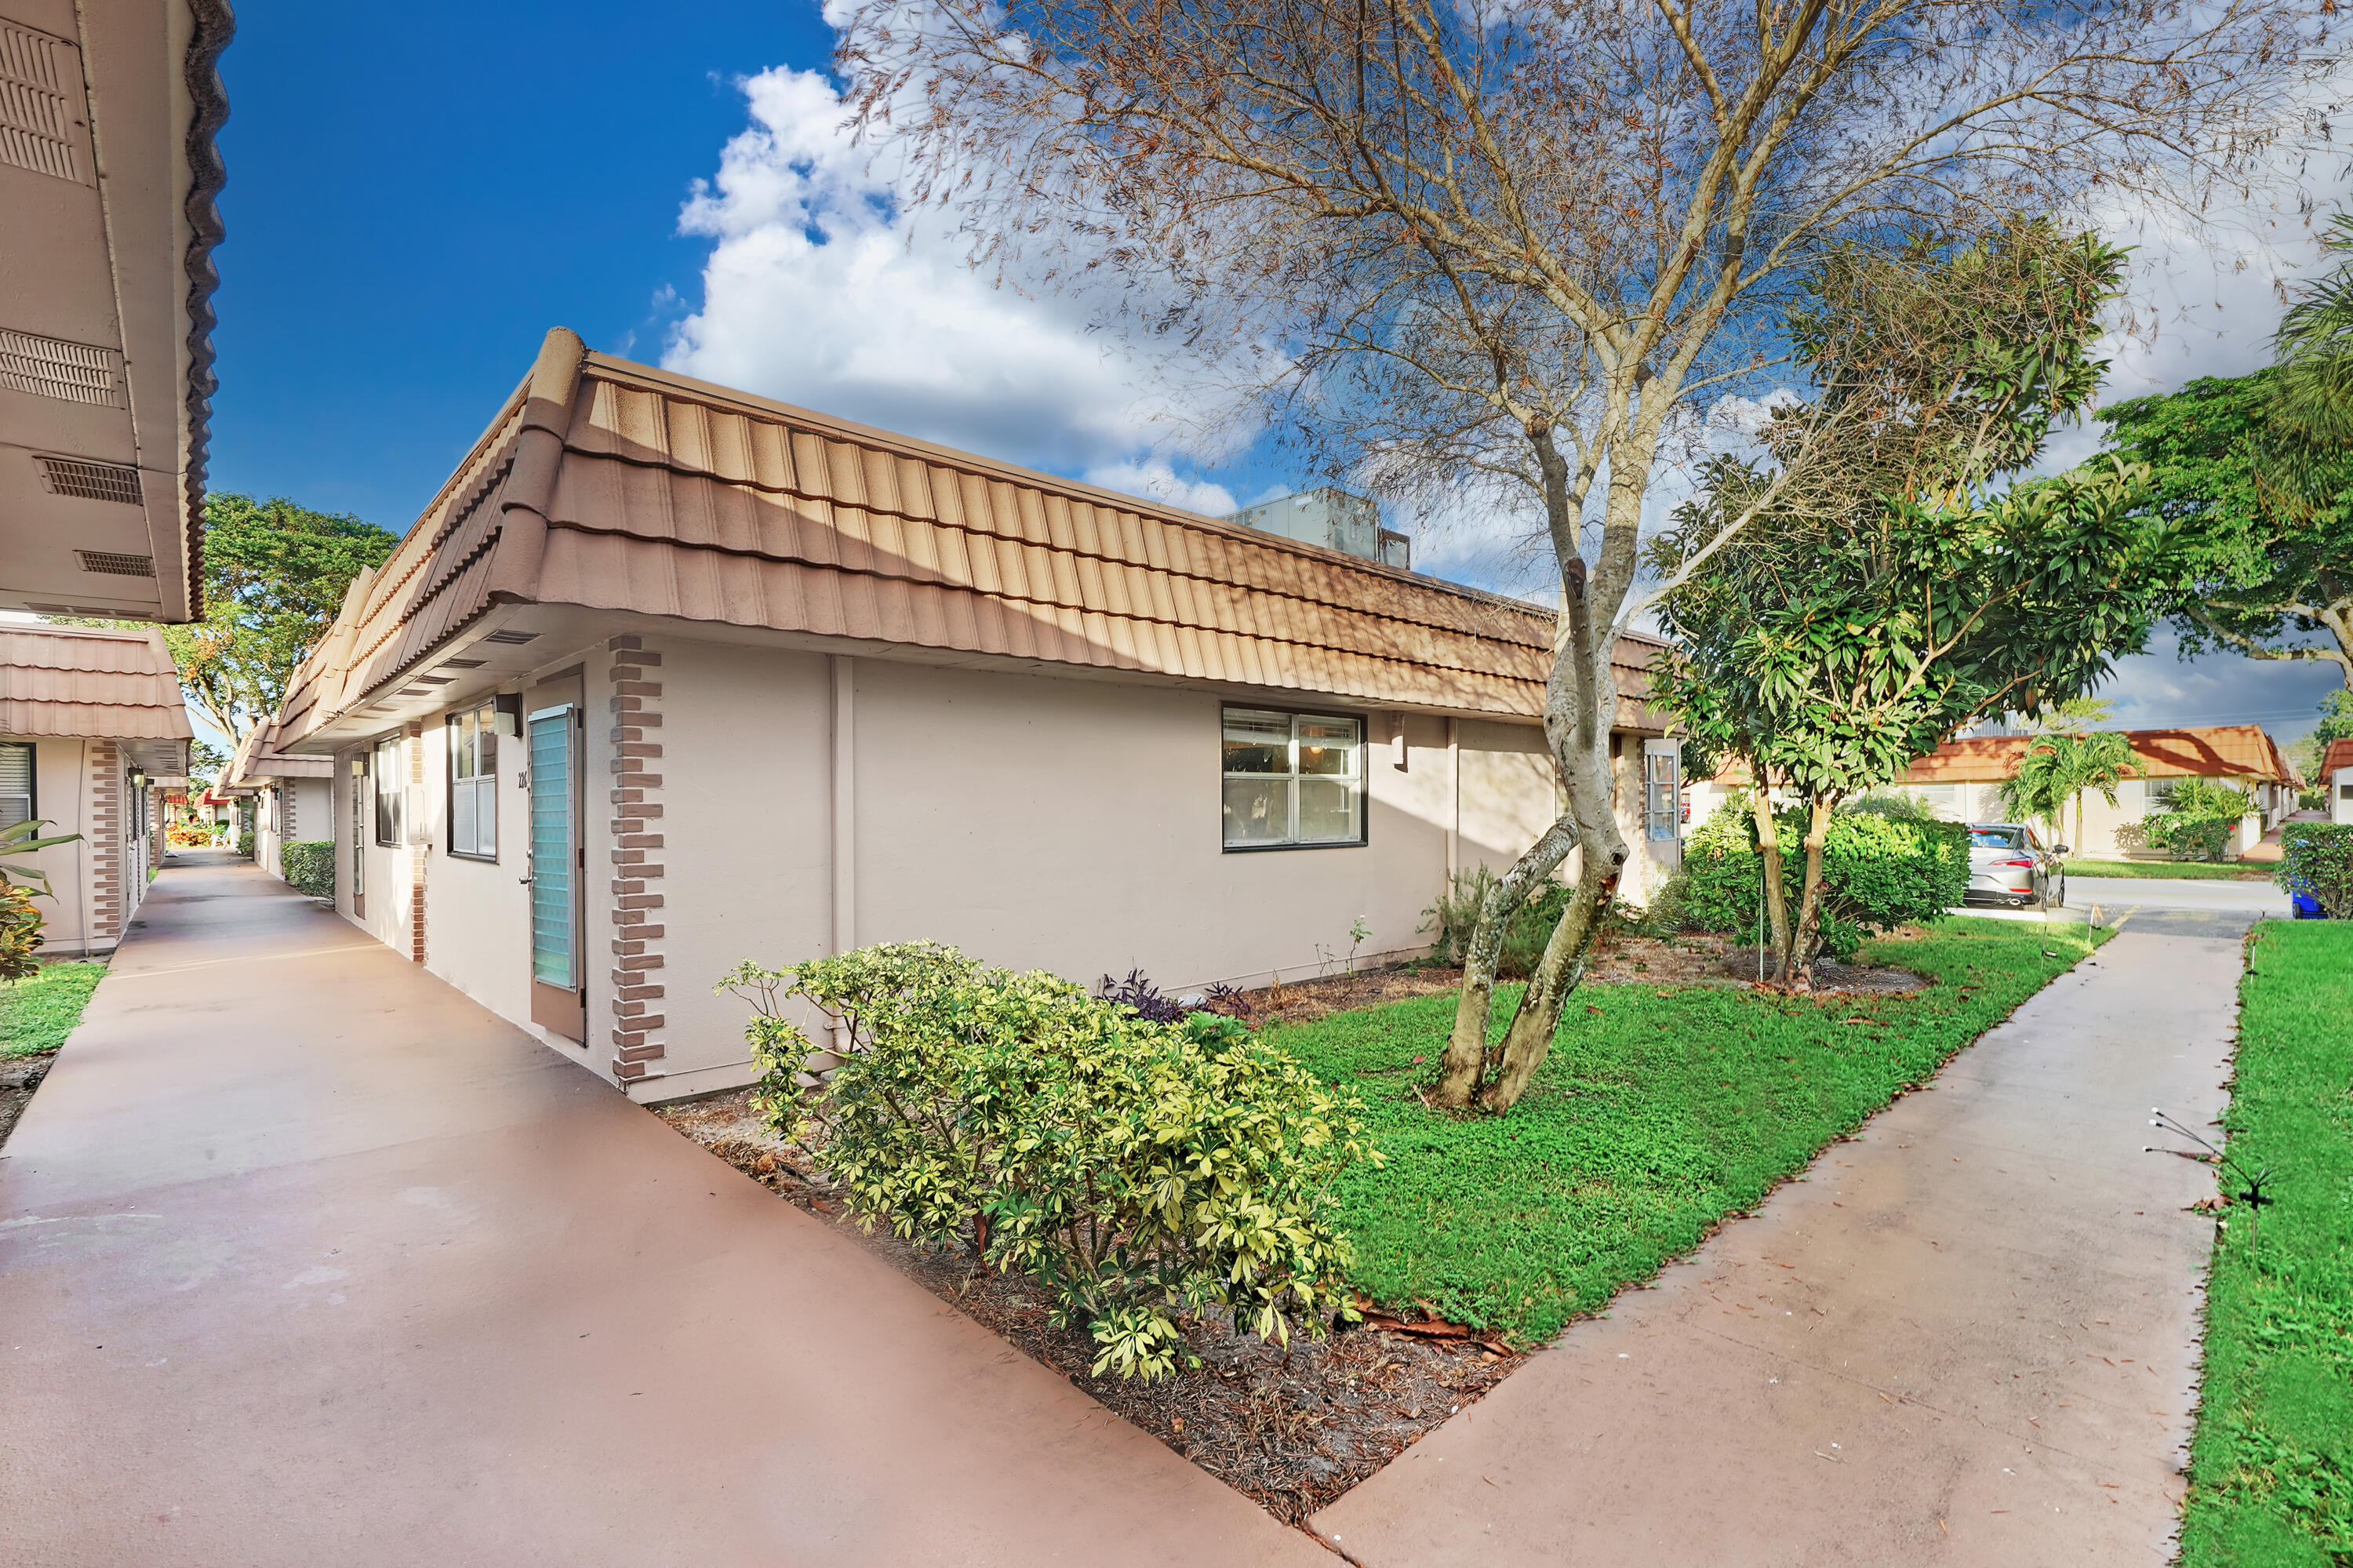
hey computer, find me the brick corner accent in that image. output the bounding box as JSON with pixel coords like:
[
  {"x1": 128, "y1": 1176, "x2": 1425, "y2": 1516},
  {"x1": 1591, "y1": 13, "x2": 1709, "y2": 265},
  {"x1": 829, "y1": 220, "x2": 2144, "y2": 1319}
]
[
  {"x1": 86, "y1": 740, "x2": 123, "y2": 944},
  {"x1": 606, "y1": 635, "x2": 667, "y2": 1084}
]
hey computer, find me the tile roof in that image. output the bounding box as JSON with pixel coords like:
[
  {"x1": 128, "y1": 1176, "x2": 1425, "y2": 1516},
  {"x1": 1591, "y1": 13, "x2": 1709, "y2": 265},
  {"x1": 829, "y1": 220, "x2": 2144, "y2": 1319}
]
[
  {"x1": 1897, "y1": 724, "x2": 2301, "y2": 788},
  {"x1": 271, "y1": 327, "x2": 1671, "y2": 748},
  {"x1": 0, "y1": 624, "x2": 191, "y2": 740},
  {"x1": 2321, "y1": 737, "x2": 2353, "y2": 778}
]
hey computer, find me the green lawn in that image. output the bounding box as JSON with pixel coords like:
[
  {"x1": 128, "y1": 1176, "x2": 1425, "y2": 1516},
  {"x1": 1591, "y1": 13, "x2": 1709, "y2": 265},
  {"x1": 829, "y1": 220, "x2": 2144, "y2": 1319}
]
[
  {"x1": 2180, "y1": 922, "x2": 2353, "y2": 1566},
  {"x1": 0, "y1": 960, "x2": 107, "y2": 1060},
  {"x1": 2064, "y1": 857, "x2": 2274, "y2": 882},
  {"x1": 1266, "y1": 917, "x2": 2110, "y2": 1345}
]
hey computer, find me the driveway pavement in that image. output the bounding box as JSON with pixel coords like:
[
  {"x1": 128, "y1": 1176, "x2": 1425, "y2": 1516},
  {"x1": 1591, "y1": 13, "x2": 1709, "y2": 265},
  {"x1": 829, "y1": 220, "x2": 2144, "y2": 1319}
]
[
  {"x1": 1311, "y1": 921, "x2": 2242, "y2": 1565},
  {"x1": 1955, "y1": 874, "x2": 2290, "y2": 935},
  {"x1": 0, "y1": 854, "x2": 1329, "y2": 1567}
]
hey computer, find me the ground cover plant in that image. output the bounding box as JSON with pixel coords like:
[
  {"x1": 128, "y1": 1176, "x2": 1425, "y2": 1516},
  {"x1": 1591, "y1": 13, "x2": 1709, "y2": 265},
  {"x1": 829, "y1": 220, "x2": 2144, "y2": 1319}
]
[
  {"x1": 1264, "y1": 916, "x2": 2108, "y2": 1344},
  {"x1": 2180, "y1": 922, "x2": 2353, "y2": 1566},
  {"x1": 0, "y1": 959, "x2": 104, "y2": 1060}
]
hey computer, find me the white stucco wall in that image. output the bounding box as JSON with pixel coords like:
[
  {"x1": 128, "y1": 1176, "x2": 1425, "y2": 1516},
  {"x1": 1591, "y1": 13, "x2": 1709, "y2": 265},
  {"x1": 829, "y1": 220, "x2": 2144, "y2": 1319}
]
[{"x1": 2335, "y1": 767, "x2": 2353, "y2": 827}]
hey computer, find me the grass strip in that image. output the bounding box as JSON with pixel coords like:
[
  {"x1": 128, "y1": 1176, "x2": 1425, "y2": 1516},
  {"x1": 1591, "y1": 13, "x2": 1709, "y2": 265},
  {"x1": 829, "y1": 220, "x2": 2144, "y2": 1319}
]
[
  {"x1": 0, "y1": 961, "x2": 107, "y2": 1060},
  {"x1": 1267, "y1": 916, "x2": 2108, "y2": 1345},
  {"x1": 2180, "y1": 922, "x2": 2353, "y2": 1566},
  {"x1": 2064, "y1": 858, "x2": 2274, "y2": 882}
]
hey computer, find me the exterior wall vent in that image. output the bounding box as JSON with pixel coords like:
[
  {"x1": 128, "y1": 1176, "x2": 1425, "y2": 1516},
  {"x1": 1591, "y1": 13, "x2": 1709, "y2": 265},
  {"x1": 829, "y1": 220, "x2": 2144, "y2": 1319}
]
[
  {"x1": 39, "y1": 457, "x2": 144, "y2": 505},
  {"x1": 0, "y1": 329, "x2": 121, "y2": 406},
  {"x1": 0, "y1": 24, "x2": 85, "y2": 184},
  {"x1": 483, "y1": 629, "x2": 541, "y2": 645},
  {"x1": 75, "y1": 551, "x2": 156, "y2": 577},
  {"x1": 24, "y1": 600, "x2": 129, "y2": 616}
]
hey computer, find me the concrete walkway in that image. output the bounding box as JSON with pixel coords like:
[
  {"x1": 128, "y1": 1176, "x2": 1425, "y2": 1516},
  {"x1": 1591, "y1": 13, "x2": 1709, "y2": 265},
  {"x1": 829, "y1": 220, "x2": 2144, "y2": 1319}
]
[
  {"x1": 0, "y1": 854, "x2": 1328, "y2": 1567},
  {"x1": 1311, "y1": 921, "x2": 2247, "y2": 1566}
]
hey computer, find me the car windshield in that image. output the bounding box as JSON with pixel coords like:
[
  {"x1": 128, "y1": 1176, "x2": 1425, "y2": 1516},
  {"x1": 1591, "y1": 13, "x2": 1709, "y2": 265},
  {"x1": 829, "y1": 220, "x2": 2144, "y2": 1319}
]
[{"x1": 1969, "y1": 828, "x2": 2025, "y2": 849}]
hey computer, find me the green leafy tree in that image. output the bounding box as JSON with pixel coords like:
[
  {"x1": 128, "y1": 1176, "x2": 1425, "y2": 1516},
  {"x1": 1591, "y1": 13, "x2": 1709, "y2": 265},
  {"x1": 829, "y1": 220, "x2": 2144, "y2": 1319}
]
[
  {"x1": 2089, "y1": 216, "x2": 2353, "y2": 688},
  {"x1": 1657, "y1": 221, "x2": 2163, "y2": 988},
  {"x1": 2285, "y1": 689, "x2": 2353, "y2": 788},
  {"x1": 1997, "y1": 729, "x2": 2139, "y2": 849},
  {"x1": 54, "y1": 495, "x2": 398, "y2": 744}
]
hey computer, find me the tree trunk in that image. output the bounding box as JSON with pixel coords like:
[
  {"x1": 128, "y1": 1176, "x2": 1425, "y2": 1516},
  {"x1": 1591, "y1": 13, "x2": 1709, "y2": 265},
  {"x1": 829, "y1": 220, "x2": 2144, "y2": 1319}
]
[
  {"x1": 1473, "y1": 708, "x2": 1627, "y2": 1113},
  {"x1": 1788, "y1": 796, "x2": 1837, "y2": 991},
  {"x1": 1435, "y1": 814, "x2": 1580, "y2": 1108},
  {"x1": 1747, "y1": 786, "x2": 1794, "y2": 985},
  {"x1": 1480, "y1": 846, "x2": 1620, "y2": 1111}
]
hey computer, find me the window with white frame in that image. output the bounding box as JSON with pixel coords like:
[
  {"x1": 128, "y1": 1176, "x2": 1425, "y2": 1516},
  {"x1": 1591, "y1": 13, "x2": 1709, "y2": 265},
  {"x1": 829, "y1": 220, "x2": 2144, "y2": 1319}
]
[
  {"x1": 373, "y1": 736, "x2": 404, "y2": 846},
  {"x1": 0, "y1": 743, "x2": 31, "y2": 829},
  {"x1": 1221, "y1": 708, "x2": 1365, "y2": 849},
  {"x1": 446, "y1": 703, "x2": 498, "y2": 860}
]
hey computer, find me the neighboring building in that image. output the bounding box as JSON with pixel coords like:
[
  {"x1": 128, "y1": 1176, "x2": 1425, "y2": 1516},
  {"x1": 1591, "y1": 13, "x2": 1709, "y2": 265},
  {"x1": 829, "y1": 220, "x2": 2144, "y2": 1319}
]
[
  {"x1": 237, "y1": 328, "x2": 1681, "y2": 1102},
  {"x1": 222, "y1": 722, "x2": 333, "y2": 882},
  {"x1": 1689, "y1": 724, "x2": 2304, "y2": 859},
  {"x1": 2324, "y1": 737, "x2": 2353, "y2": 828},
  {"x1": 1883, "y1": 726, "x2": 2301, "y2": 857},
  {"x1": 1224, "y1": 488, "x2": 1412, "y2": 570},
  {"x1": 1, "y1": 0, "x2": 232, "y2": 622},
  {"x1": 0, "y1": 624, "x2": 191, "y2": 954}
]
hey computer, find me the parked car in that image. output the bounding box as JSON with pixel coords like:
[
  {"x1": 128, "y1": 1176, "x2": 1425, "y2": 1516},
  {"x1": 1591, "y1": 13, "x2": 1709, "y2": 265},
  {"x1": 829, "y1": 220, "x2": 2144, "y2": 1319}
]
[{"x1": 1965, "y1": 822, "x2": 2067, "y2": 910}]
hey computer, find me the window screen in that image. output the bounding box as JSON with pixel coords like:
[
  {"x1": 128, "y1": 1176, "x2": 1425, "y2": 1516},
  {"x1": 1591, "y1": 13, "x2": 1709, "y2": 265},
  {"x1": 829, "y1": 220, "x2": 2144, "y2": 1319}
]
[
  {"x1": 373, "y1": 737, "x2": 403, "y2": 846},
  {"x1": 1221, "y1": 709, "x2": 1364, "y2": 849},
  {"x1": 446, "y1": 704, "x2": 498, "y2": 860},
  {"x1": 0, "y1": 743, "x2": 31, "y2": 829}
]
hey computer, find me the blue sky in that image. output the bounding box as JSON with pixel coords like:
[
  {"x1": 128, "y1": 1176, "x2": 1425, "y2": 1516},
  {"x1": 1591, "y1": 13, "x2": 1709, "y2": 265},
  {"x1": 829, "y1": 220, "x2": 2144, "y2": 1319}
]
[{"x1": 204, "y1": 2, "x2": 2348, "y2": 745}]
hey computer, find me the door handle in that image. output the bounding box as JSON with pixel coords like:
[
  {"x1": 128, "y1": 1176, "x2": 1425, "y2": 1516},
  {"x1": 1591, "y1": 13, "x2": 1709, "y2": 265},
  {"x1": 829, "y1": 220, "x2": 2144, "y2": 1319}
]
[{"x1": 518, "y1": 874, "x2": 534, "y2": 885}]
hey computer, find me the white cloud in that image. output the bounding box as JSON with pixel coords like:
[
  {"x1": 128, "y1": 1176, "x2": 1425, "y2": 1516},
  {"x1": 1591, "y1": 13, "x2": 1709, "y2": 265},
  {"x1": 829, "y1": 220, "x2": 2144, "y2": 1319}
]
[
  {"x1": 664, "y1": 67, "x2": 1246, "y2": 479},
  {"x1": 1078, "y1": 458, "x2": 1238, "y2": 518}
]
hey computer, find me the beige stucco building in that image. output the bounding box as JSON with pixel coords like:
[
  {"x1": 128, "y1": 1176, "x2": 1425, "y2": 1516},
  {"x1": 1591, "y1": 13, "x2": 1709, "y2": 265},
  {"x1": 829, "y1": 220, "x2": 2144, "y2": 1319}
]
[
  {"x1": 232, "y1": 329, "x2": 1682, "y2": 1102},
  {"x1": 1691, "y1": 724, "x2": 2303, "y2": 858},
  {"x1": 2324, "y1": 737, "x2": 2353, "y2": 827},
  {"x1": 0, "y1": 624, "x2": 190, "y2": 954}
]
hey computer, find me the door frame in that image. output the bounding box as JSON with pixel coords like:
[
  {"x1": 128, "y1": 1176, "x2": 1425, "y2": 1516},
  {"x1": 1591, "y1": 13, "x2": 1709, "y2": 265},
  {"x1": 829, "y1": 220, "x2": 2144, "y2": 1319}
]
[{"x1": 525, "y1": 682, "x2": 587, "y2": 1042}]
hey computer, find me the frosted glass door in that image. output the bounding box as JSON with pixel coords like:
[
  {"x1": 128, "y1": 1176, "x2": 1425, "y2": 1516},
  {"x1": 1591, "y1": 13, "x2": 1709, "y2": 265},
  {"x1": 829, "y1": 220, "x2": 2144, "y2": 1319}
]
[{"x1": 528, "y1": 708, "x2": 576, "y2": 989}]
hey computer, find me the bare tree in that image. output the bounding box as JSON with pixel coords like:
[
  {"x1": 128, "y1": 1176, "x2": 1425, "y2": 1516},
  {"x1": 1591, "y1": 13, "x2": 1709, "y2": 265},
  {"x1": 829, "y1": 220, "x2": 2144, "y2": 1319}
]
[{"x1": 842, "y1": 0, "x2": 2309, "y2": 1111}]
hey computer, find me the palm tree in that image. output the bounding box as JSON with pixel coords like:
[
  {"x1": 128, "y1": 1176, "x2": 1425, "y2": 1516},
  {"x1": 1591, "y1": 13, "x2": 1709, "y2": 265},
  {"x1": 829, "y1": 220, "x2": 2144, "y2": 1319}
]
[{"x1": 1999, "y1": 731, "x2": 2140, "y2": 849}]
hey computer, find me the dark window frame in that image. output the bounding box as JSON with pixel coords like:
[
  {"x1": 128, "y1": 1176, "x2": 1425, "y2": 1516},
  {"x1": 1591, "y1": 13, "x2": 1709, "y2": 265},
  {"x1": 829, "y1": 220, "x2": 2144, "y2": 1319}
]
[
  {"x1": 1218, "y1": 704, "x2": 1370, "y2": 853},
  {"x1": 0, "y1": 740, "x2": 36, "y2": 830},
  {"x1": 372, "y1": 735, "x2": 403, "y2": 847},
  {"x1": 444, "y1": 702, "x2": 500, "y2": 862}
]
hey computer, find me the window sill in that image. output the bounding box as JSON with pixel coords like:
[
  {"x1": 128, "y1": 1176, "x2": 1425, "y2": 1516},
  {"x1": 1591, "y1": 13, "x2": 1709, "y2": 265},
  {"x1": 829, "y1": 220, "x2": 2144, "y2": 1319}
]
[
  {"x1": 1221, "y1": 838, "x2": 1369, "y2": 853},
  {"x1": 446, "y1": 850, "x2": 498, "y2": 864}
]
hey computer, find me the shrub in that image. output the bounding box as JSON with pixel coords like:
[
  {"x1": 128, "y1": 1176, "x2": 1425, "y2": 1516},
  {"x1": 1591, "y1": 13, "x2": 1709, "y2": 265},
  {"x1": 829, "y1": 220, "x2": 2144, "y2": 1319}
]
[
  {"x1": 236, "y1": 831, "x2": 255, "y2": 859},
  {"x1": 2275, "y1": 823, "x2": 2353, "y2": 918},
  {"x1": 1682, "y1": 798, "x2": 1969, "y2": 957},
  {"x1": 718, "y1": 943, "x2": 1379, "y2": 1381},
  {"x1": 2142, "y1": 777, "x2": 2249, "y2": 862},
  {"x1": 280, "y1": 840, "x2": 336, "y2": 898},
  {"x1": 1421, "y1": 869, "x2": 1683, "y2": 977},
  {"x1": 0, "y1": 884, "x2": 45, "y2": 983},
  {"x1": 1842, "y1": 790, "x2": 1941, "y2": 824}
]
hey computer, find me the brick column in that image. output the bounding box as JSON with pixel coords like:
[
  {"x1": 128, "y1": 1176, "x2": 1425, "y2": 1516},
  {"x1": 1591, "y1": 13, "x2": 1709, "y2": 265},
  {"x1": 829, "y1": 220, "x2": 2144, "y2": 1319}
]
[
  {"x1": 408, "y1": 721, "x2": 426, "y2": 963},
  {"x1": 86, "y1": 741, "x2": 122, "y2": 947},
  {"x1": 607, "y1": 636, "x2": 666, "y2": 1084}
]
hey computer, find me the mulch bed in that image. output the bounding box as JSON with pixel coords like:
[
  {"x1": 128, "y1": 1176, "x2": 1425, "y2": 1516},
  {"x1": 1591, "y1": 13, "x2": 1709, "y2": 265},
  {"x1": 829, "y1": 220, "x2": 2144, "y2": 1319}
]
[
  {"x1": 0, "y1": 1052, "x2": 54, "y2": 1148},
  {"x1": 654, "y1": 1090, "x2": 1522, "y2": 1522}
]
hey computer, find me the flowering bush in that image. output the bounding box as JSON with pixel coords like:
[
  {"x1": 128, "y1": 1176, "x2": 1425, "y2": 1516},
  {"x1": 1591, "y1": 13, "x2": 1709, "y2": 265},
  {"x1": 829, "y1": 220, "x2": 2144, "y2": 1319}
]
[{"x1": 718, "y1": 942, "x2": 1380, "y2": 1380}]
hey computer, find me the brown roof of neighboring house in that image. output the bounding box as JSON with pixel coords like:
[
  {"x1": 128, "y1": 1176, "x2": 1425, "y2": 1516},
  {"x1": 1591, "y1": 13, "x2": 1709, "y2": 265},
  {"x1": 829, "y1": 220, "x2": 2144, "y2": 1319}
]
[
  {"x1": 0, "y1": 624, "x2": 191, "y2": 740},
  {"x1": 268, "y1": 327, "x2": 1671, "y2": 749},
  {"x1": 2321, "y1": 737, "x2": 2353, "y2": 777},
  {"x1": 1898, "y1": 724, "x2": 2301, "y2": 788}
]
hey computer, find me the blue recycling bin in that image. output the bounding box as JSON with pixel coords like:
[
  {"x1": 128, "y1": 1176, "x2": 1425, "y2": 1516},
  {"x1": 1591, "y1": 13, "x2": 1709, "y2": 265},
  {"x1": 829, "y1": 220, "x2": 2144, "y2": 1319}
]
[{"x1": 2292, "y1": 892, "x2": 2327, "y2": 919}]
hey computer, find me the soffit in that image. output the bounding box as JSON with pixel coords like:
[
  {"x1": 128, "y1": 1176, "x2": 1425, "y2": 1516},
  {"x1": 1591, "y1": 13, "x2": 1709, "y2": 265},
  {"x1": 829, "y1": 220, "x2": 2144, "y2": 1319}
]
[{"x1": 0, "y1": 0, "x2": 229, "y2": 624}]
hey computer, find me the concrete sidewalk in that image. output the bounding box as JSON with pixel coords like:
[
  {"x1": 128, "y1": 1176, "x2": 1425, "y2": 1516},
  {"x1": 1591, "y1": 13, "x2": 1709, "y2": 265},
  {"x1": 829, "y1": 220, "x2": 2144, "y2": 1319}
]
[
  {"x1": 1311, "y1": 922, "x2": 2246, "y2": 1566},
  {"x1": 0, "y1": 854, "x2": 1328, "y2": 1567}
]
